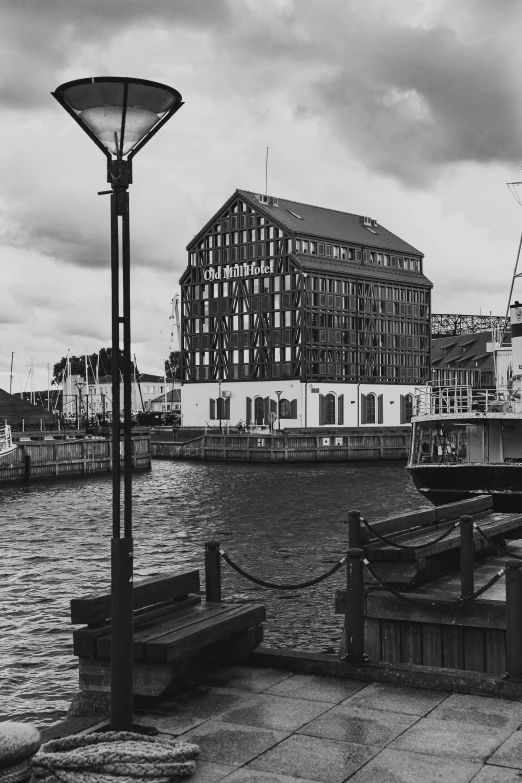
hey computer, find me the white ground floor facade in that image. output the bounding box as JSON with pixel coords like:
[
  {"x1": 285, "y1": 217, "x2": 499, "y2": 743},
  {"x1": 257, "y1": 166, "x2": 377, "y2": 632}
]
[{"x1": 181, "y1": 380, "x2": 418, "y2": 429}]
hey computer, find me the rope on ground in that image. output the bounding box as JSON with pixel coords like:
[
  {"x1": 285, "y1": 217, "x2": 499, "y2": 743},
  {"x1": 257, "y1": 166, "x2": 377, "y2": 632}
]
[
  {"x1": 33, "y1": 731, "x2": 199, "y2": 783},
  {"x1": 0, "y1": 758, "x2": 33, "y2": 783},
  {"x1": 360, "y1": 517, "x2": 460, "y2": 551},
  {"x1": 219, "y1": 549, "x2": 347, "y2": 590},
  {"x1": 473, "y1": 523, "x2": 522, "y2": 561},
  {"x1": 363, "y1": 559, "x2": 505, "y2": 607}
]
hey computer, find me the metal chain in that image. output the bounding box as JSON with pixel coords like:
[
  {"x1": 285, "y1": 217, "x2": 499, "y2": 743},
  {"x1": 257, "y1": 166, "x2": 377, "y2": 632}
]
[
  {"x1": 473, "y1": 523, "x2": 522, "y2": 561},
  {"x1": 361, "y1": 517, "x2": 459, "y2": 551},
  {"x1": 219, "y1": 549, "x2": 347, "y2": 590},
  {"x1": 363, "y1": 559, "x2": 505, "y2": 607}
]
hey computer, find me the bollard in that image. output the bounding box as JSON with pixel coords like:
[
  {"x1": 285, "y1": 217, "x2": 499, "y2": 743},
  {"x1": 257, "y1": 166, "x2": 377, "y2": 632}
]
[
  {"x1": 341, "y1": 547, "x2": 369, "y2": 664},
  {"x1": 505, "y1": 561, "x2": 522, "y2": 680},
  {"x1": 24, "y1": 454, "x2": 31, "y2": 483},
  {"x1": 205, "y1": 541, "x2": 222, "y2": 603},
  {"x1": 348, "y1": 510, "x2": 362, "y2": 550},
  {"x1": 459, "y1": 515, "x2": 474, "y2": 600}
]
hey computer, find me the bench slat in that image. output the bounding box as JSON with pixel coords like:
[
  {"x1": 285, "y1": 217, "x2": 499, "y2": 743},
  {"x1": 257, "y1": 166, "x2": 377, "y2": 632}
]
[
  {"x1": 71, "y1": 570, "x2": 200, "y2": 625},
  {"x1": 73, "y1": 596, "x2": 201, "y2": 657},
  {"x1": 146, "y1": 603, "x2": 267, "y2": 663}
]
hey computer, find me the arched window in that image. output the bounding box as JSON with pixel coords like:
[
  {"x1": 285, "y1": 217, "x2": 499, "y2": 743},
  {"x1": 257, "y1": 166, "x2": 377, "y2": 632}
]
[
  {"x1": 254, "y1": 396, "x2": 264, "y2": 425},
  {"x1": 366, "y1": 393, "x2": 376, "y2": 424},
  {"x1": 279, "y1": 398, "x2": 292, "y2": 419},
  {"x1": 324, "y1": 393, "x2": 336, "y2": 425},
  {"x1": 401, "y1": 394, "x2": 413, "y2": 423}
]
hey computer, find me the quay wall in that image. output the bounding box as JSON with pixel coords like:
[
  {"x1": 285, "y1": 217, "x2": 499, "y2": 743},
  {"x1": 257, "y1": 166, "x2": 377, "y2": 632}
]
[
  {"x1": 0, "y1": 431, "x2": 151, "y2": 483},
  {"x1": 151, "y1": 427, "x2": 411, "y2": 462}
]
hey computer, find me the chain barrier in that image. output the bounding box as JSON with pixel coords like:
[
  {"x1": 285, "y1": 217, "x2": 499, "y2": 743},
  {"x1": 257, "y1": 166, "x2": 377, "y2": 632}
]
[
  {"x1": 219, "y1": 548, "x2": 347, "y2": 590},
  {"x1": 361, "y1": 517, "x2": 460, "y2": 551},
  {"x1": 363, "y1": 559, "x2": 506, "y2": 607},
  {"x1": 473, "y1": 523, "x2": 522, "y2": 562}
]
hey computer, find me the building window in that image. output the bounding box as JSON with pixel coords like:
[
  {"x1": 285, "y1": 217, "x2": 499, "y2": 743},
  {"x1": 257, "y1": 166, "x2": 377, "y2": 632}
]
[
  {"x1": 365, "y1": 393, "x2": 376, "y2": 424},
  {"x1": 279, "y1": 399, "x2": 291, "y2": 418},
  {"x1": 401, "y1": 394, "x2": 413, "y2": 423},
  {"x1": 319, "y1": 393, "x2": 336, "y2": 425}
]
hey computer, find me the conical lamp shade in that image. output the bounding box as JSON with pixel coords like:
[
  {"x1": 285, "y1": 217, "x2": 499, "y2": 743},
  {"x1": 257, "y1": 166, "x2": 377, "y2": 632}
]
[{"x1": 54, "y1": 78, "x2": 183, "y2": 157}]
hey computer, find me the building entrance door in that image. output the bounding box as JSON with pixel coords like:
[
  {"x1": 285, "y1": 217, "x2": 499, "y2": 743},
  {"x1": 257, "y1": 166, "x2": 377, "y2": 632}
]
[{"x1": 254, "y1": 397, "x2": 264, "y2": 425}]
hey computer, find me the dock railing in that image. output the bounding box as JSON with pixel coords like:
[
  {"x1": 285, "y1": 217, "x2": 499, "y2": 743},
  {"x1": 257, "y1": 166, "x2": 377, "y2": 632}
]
[{"x1": 207, "y1": 509, "x2": 522, "y2": 680}]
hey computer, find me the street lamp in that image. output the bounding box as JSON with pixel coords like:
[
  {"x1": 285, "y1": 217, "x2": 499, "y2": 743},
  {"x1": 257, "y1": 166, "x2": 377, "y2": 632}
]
[
  {"x1": 275, "y1": 390, "x2": 283, "y2": 432},
  {"x1": 52, "y1": 77, "x2": 183, "y2": 731}
]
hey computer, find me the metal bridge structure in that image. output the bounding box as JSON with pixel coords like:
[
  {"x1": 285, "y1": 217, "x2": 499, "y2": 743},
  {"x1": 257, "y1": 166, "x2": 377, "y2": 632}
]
[{"x1": 431, "y1": 314, "x2": 508, "y2": 338}]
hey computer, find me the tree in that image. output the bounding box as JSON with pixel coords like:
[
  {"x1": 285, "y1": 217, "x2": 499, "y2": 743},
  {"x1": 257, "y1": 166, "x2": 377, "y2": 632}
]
[
  {"x1": 165, "y1": 351, "x2": 181, "y2": 380},
  {"x1": 52, "y1": 348, "x2": 134, "y2": 385}
]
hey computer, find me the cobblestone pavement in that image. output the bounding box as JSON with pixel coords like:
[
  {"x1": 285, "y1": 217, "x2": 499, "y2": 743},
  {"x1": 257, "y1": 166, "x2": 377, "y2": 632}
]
[{"x1": 130, "y1": 666, "x2": 522, "y2": 782}]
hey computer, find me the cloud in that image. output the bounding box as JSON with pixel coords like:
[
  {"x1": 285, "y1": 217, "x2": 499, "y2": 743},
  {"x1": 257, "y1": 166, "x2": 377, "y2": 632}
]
[{"x1": 0, "y1": 0, "x2": 231, "y2": 109}]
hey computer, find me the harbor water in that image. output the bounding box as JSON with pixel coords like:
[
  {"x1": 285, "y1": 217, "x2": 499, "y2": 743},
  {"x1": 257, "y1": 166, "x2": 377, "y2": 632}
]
[{"x1": 1, "y1": 459, "x2": 429, "y2": 726}]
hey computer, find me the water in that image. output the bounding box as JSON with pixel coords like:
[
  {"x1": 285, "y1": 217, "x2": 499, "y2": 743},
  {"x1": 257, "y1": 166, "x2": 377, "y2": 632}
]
[{"x1": 0, "y1": 459, "x2": 429, "y2": 726}]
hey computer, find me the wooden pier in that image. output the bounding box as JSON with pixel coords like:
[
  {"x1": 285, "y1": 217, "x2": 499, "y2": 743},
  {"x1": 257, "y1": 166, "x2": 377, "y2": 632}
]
[
  {"x1": 0, "y1": 429, "x2": 151, "y2": 483},
  {"x1": 152, "y1": 427, "x2": 411, "y2": 462}
]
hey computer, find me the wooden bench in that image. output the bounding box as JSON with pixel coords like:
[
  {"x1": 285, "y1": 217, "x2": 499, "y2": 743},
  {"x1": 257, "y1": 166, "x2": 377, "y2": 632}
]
[
  {"x1": 71, "y1": 569, "x2": 266, "y2": 697},
  {"x1": 357, "y1": 496, "x2": 522, "y2": 587}
]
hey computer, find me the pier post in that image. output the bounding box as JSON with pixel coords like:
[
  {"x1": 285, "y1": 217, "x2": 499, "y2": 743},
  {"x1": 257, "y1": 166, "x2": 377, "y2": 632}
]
[
  {"x1": 460, "y1": 515, "x2": 474, "y2": 600},
  {"x1": 205, "y1": 541, "x2": 222, "y2": 603},
  {"x1": 342, "y1": 547, "x2": 368, "y2": 664},
  {"x1": 505, "y1": 561, "x2": 522, "y2": 680},
  {"x1": 348, "y1": 510, "x2": 362, "y2": 550},
  {"x1": 24, "y1": 454, "x2": 31, "y2": 483}
]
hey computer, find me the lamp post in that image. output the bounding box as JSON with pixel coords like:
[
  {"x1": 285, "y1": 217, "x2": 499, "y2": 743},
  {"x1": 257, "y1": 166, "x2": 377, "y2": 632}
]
[
  {"x1": 275, "y1": 390, "x2": 283, "y2": 432},
  {"x1": 52, "y1": 77, "x2": 183, "y2": 731}
]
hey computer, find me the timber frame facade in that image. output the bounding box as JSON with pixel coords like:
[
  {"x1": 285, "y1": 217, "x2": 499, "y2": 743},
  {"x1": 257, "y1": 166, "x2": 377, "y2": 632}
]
[{"x1": 179, "y1": 189, "x2": 432, "y2": 428}]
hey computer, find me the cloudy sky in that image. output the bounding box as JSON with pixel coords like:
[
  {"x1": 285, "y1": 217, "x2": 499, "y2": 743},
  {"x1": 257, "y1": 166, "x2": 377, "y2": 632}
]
[{"x1": 2, "y1": 0, "x2": 522, "y2": 392}]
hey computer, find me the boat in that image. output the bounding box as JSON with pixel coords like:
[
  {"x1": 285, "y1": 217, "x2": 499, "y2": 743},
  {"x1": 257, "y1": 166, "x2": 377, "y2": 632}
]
[
  {"x1": 407, "y1": 301, "x2": 522, "y2": 511},
  {"x1": 0, "y1": 424, "x2": 18, "y2": 463}
]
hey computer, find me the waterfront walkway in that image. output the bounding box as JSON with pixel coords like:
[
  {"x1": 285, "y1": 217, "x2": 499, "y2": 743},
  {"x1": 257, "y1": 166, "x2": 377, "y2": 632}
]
[{"x1": 44, "y1": 665, "x2": 522, "y2": 782}]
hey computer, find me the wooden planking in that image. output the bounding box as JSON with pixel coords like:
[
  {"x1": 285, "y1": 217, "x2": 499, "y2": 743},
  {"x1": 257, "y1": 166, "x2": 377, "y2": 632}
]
[
  {"x1": 484, "y1": 629, "x2": 506, "y2": 677},
  {"x1": 442, "y1": 626, "x2": 465, "y2": 670},
  {"x1": 365, "y1": 591, "x2": 506, "y2": 630},
  {"x1": 401, "y1": 621, "x2": 423, "y2": 665},
  {"x1": 70, "y1": 570, "x2": 200, "y2": 624},
  {"x1": 381, "y1": 620, "x2": 401, "y2": 663},
  {"x1": 73, "y1": 596, "x2": 201, "y2": 657},
  {"x1": 145, "y1": 604, "x2": 266, "y2": 663},
  {"x1": 421, "y1": 623, "x2": 443, "y2": 667},
  {"x1": 364, "y1": 618, "x2": 381, "y2": 661},
  {"x1": 464, "y1": 628, "x2": 486, "y2": 672}
]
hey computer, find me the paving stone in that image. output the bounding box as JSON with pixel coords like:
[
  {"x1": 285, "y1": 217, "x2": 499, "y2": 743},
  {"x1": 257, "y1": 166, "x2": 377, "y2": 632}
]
[
  {"x1": 247, "y1": 733, "x2": 380, "y2": 783},
  {"x1": 348, "y1": 748, "x2": 482, "y2": 782},
  {"x1": 222, "y1": 769, "x2": 323, "y2": 783},
  {"x1": 472, "y1": 765, "x2": 522, "y2": 781},
  {"x1": 297, "y1": 704, "x2": 417, "y2": 747},
  {"x1": 179, "y1": 720, "x2": 289, "y2": 766},
  {"x1": 341, "y1": 683, "x2": 448, "y2": 716},
  {"x1": 489, "y1": 731, "x2": 522, "y2": 769},
  {"x1": 190, "y1": 759, "x2": 237, "y2": 782},
  {"x1": 264, "y1": 673, "x2": 366, "y2": 703},
  {"x1": 216, "y1": 693, "x2": 332, "y2": 732},
  {"x1": 429, "y1": 693, "x2": 522, "y2": 731},
  {"x1": 201, "y1": 666, "x2": 293, "y2": 693},
  {"x1": 389, "y1": 717, "x2": 509, "y2": 762},
  {"x1": 137, "y1": 686, "x2": 250, "y2": 733}
]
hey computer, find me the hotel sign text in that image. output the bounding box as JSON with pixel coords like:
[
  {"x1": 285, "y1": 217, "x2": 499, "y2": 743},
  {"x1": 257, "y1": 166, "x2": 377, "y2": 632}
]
[{"x1": 203, "y1": 260, "x2": 274, "y2": 281}]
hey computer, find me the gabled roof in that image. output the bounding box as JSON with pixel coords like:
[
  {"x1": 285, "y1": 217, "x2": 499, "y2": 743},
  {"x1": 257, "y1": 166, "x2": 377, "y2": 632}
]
[
  {"x1": 150, "y1": 389, "x2": 181, "y2": 403},
  {"x1": 431, "y1": 331, "x2": 497, "y2": 373},
  {"x1": 238, "y1": 190, "x2": 423, "y2": 256},
  {"x1": 0, "y1": 388, "x2": 57, "y2": 424},
  {"x1": 187, "y1": 189, "x2": 424, "y2": 257},
  {"x1": 293, "y1": 254, "x2": 433, "y2": 287}
]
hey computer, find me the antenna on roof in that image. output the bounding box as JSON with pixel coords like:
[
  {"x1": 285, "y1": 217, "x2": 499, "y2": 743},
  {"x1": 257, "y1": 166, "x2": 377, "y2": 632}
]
[{"x1": 265, "y1": 146, "x2": 268, "y2": 196}]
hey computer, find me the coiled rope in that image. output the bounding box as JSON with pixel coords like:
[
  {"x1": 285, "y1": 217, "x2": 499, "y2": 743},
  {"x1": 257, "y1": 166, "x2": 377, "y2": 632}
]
[
  {"x1": 219, "y1": 548, "x2": 346, "y2": 590},
  {"x1": 0, "y1": 758, "x2": 33, "y2": 783},
  {"x1": 33, "y1": 731, "x2": 199, "y2": 783},
  {"x1": 360, "y1": 517, "x2": 460, "y2": 551},
  {"x1": 363, "y1": 559, "x2": 506, "y2": 607},
  {"x1": 473, "y1": 523, "x2": 522, "y2": 561}
]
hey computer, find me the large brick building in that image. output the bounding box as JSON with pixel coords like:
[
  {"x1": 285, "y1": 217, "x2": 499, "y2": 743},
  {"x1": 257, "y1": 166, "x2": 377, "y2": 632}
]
[{"x1": 179, "y1": 190, "x2": 432, "y2": 428}]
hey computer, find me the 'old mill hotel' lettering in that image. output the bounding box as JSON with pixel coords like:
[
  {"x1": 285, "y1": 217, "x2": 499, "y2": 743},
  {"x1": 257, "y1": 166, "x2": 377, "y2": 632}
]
[{"x1": 203, "y1": 260, "x2": 275, "y2": 281}]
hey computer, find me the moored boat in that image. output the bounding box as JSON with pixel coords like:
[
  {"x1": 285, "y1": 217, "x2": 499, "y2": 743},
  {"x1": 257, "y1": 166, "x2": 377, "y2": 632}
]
[
  {"x1": 407, "y1": 302, "x2": 522, "y2": 511},
  {"x1": 0, "y1": 424, "x2": 18, "y2": 463}
]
